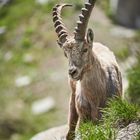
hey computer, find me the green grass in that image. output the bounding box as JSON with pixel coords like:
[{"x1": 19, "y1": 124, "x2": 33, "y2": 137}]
[
  {"x1": 0, "y1": 0, "x2": 35, "y2": 29},
  {"x1": 102, "y1": 98, "x2": 139, "y2": 127},
  {"x1": 115, "y1": 47, "x2": 130, "y2": 61},
  {"x1": 79, "y1": 122, "x2": 115, "y2": 140},
  {"x1": 78, "y1": 97, "x2": 140, "y2": 140}
]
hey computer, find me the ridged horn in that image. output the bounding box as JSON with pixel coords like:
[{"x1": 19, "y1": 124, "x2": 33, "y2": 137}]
[
  {"x1": 74, "y1": 0, "x2": 96, "y2": 41},
  {"x1": 52, "y1": 4, "x2": 72, "y2": 45}
]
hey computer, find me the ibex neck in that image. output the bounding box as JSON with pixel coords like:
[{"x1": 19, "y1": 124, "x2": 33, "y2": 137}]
[
  {"x1": 83, "y1": 51, "x2": 96, "y2": 74},
  {"x1": 81, "y1": 52, "x2": 101, "y2": 84}
]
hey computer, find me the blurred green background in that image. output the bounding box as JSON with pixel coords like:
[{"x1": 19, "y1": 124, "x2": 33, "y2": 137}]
[{"x1": 0, "y1": 0, "x2": 140, "y2": 140}]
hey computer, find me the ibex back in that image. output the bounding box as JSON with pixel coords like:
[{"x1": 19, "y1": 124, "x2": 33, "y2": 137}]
[{"x1": 52, "y1": 0, "x2": 122, "y2": 140}]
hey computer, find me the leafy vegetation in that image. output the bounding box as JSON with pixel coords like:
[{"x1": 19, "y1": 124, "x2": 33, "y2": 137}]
[{"x1": 78, "y1": 97, "x2": 140, "y2": 140}]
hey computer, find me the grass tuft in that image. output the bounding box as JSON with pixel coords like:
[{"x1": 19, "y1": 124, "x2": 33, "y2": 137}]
[
  {"x1": 78, "y1": 97, "x2": 140, "y2": 140},
  {"x1": 102, "y1": 97, "x2": 139, "y2": 128},
  {"x1": 79, "y1": 122, "x2": 115, "y2": 140}
]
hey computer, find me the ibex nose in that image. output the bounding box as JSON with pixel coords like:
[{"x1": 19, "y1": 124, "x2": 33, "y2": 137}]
[{"x1": 69, "y1": 67, "x2": 77, "y2": 76}]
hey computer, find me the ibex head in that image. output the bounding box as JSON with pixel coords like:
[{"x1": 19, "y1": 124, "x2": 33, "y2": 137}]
[{"x1": 52, "y1": 0, "x2": 96, "y2": 80}]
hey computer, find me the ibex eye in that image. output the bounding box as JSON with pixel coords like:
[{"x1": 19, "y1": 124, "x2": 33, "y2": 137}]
[{"x1": 83, "y1": 48, "x2": 88, "y2": 53}]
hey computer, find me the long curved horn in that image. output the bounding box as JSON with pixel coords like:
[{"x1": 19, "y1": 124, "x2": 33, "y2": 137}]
[
  {"x1": 74, "y1": 0, "x2": 96, "y2": 41},
  {"x1": 52, "y1": 4, "x2": 72, "y2": 45}
]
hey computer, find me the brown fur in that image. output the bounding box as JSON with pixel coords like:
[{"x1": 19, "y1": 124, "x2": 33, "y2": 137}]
[{"x1": 66, "y1": 42, "x2": 122, "y2": 140}]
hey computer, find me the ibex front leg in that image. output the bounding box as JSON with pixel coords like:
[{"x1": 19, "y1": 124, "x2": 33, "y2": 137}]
[{"x1": 66, "y1": 80, "x2": 78, "y2": 140}]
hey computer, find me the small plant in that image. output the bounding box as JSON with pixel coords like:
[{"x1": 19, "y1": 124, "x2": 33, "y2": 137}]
[
  {"x1": 79, "y1": 122, "x2": 115, "y2": 140},
  {"x1": 102, "y1": 97, "x2": 139, "y2": 127},
  {"x1": 78, "y1": 97, "x2": 140, "y2": 140}
]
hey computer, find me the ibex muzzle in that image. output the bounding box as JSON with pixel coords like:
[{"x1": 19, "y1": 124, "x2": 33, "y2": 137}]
[{"x1": 69, "y1": 65, "x2": 77, "y2": 78}]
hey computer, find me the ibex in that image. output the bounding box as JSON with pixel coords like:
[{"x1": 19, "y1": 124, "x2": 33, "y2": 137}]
[{"x1": 52, "y1": 0, "x2": 122, "y2": 139}]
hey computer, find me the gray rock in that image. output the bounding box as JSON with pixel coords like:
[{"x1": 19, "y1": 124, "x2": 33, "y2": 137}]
[
  {"x1": 0, "y1": 27, "x2": 6, "y2": 35},
  {"x1": 116, "y1": 123, "x2": 140, "y2": 140},
  {"x1": 110, "y1": 26, "x2": 136, "y2": 38},
  {"x1": 31, "y1": 125, "x2": 68, "y2": 140},
  {"x1": 31, "y1": 97, "x2": 55, "y2": 115},
  {"x1": 0, "y1": 0, "x2": 11, "y2": 7},
  {"x1": 110, "y1": 0, "x2": 119, "y2": 15},
  {"x1": 4, "y1": 51, "x2": 13, "y2": 61},
  {"x1": 110, "y1": 0, "x2": 140, "y2": 29},
  {"x1": 15, "y1": 75, "x2": 31, "y2": 87},
  {"x1": 35, "y1": 0, "x2": 49, "y2": 5},
  {"x1": 23, "y1": 53, "x2": 34, "y2": 64}
]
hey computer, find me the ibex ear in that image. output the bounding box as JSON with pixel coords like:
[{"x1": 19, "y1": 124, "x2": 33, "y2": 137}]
[{"x1": 86, "y1": 28, "x2": 94, "y2": 46}]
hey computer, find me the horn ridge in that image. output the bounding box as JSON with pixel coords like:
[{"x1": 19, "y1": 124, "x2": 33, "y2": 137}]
[
  {"x1": 52, "y1": 4, "x2": 72, "y2": 44},
  {"x1": 85, "y1": 2, "x2": 92, "y2": 9},
  {"x1": 58, "y1": 30, "x2": 68, "y2": 38},
  {"x1": 74, "y1": 0, "x2": 96, "y2": 40},
  {"x1": 54, "y1": 20, "x2": 64, "y2": 28}
]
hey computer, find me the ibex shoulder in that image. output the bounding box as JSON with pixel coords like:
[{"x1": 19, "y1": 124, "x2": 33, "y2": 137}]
[{"x1": 92, "y1": 42, "x2": 118, "y2": 67}]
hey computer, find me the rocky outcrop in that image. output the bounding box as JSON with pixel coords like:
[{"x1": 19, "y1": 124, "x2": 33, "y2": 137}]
[
  {"x1": 116, "y1": 123, "x2": 140, "y2": 140},
  {"x1": 31, "y1": 123, "x2": 140, "y2": 140},
  {"x1": 31, "y1": 125, "x2": 68, "y2": 140},
  {"x1": 110, "y1": 0, "x2": 140, "y2": 29},
  {"x1": 0, "y1": 0, "x2": 11, "y2": 7}
]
